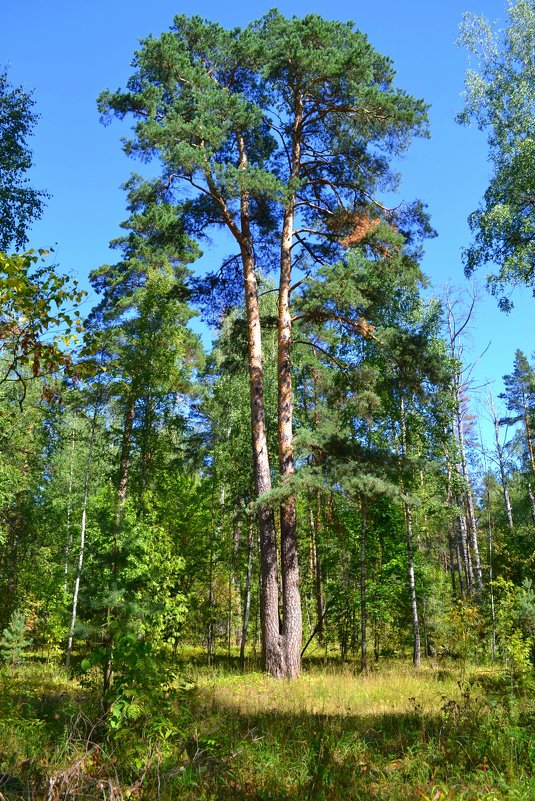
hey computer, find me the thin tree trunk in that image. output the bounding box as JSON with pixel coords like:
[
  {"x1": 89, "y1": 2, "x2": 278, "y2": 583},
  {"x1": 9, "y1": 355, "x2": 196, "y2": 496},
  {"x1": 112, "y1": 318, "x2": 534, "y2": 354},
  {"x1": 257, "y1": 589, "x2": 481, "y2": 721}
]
[
  {"x1": 66, "y1": 408, "x2": 97, "y2": 669},
  {"x1": 139, "y1": 390, "x2": 155, "y2": 501},
  {"x1": 117, "y1": 394, "x2": 136, "y2": 513},
  {"x1": 455, "y1": 534, "x2": 466, "y2": 598},
  {"x1": 207, "y1": 482, "x2": 224, "y2": 666},
  {"x1": 489, "y1": 393, "x2": 514, "y2": 530},
  {"x1": 528, "y1": 482, "x2": 535, "y2": 525},
  {"x1": 486, "y1": 484, "x2": 497, "y2": 661},
  {"x1": 522, "y1": 398, "x2": 535, "y2": 473},
  {"x1": 445, "y1": 443, "x2": 470, "y2": 596},
  {"x1": 445, "y1": 455, "x2": 459, "y2": 597},
  {"x1": 227, "y1": 514, "x2": 240, "y2": 662},
  {"x1": 422, "y1": 595, "x2": 429, "y2": 657},
  {"x1": 309, "y1": 494, "x2": 324, "y2": 646},
  {"x1": 240, "y1": 514, "x2": 255, "y2": 670},
  {"x1": 455, "y1": 401, "x2": 483, "y2": 591},
  {"x1": 373, "y1": 618, "x2": 380, "y2": 662},
  {"x1": 360, "y1": 496, "x2": 367, "y2": 674},
  {"x1": 4, "y1": 433, "x2": 33, "y2": 611},
  {"x1": 101, "y1": 394, "x2": 137, "y2": 697},
  {"x1": 405, "y1": 501, "x2": 421, "y2": 667},
  {"x1": 456, "y1": 502, "x2": 473, "y2": 595},
  {"x1": 63, "y1": 427, "x2": 76, "y2": 593},
  {"x1": 445, "y1": 294, "x2": 482, "y2": 592},
  {"x1": 310, "y1": 366, "x2": 324, "y2": 644},
  {"x1": 400, "y1": 397, "x2": 421, "y2": 667},
  {"x1": 207, "y1": 532, "x2": 215, "y2": 667},
  {"x1": 227, "y1": 552, "x2": 232, "y2": 664},
  {"x1": 448, "y1": 532, "x2": 458, "y2": 596},
  {"x1": 232, "y1": 520, "x2": 242, "y2": 648}
]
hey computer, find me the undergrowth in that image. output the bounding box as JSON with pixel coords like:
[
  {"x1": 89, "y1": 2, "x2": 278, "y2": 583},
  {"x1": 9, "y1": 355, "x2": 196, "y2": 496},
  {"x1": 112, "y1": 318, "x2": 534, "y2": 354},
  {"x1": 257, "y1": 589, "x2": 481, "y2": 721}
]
[{"x1": 0, "y1": 657, "x2": 533, "y2": 800}]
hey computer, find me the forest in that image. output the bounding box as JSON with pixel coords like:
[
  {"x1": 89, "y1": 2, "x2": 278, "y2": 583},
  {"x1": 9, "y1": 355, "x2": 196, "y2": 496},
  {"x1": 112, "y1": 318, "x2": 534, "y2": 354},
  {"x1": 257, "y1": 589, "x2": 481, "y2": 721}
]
[{"x1": 0, "y1": 2, "x2": 534, "y2": 799}]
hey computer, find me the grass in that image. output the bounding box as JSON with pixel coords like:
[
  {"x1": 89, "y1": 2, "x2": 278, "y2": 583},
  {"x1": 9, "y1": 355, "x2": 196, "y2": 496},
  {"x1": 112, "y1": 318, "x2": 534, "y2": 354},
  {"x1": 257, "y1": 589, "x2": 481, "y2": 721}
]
[
  {"x1": 0, "y1": 656, "x2": 533, "y2": 800},
  {"x1": 181, "y1": 661, "x2": 534, "y2": 800},
  {"x1": 194, "y1": 660, "x2": 460, "y2": 718}
]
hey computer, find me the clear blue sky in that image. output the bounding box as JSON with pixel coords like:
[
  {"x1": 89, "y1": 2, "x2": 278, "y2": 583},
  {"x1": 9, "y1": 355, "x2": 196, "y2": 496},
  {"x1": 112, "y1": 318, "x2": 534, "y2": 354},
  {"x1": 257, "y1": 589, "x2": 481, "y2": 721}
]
[{"x1": 3, "y1": 0, "x2": 533, "y2": 441}]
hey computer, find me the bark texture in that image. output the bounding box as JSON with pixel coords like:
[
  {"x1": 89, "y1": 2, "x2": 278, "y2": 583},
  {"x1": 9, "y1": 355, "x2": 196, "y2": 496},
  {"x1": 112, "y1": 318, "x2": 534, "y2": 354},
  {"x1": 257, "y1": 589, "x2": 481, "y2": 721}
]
[{"x1": 276, "y1": 94, "x2": 304, "y2": 677}]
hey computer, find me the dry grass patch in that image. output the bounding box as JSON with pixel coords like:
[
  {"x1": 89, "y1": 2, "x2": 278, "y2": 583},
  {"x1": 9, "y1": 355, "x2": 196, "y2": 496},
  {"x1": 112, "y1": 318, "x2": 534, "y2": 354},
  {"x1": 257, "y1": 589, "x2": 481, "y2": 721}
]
[{"x1": 195, "y1": 661, "x2": 460, "y2": 719}]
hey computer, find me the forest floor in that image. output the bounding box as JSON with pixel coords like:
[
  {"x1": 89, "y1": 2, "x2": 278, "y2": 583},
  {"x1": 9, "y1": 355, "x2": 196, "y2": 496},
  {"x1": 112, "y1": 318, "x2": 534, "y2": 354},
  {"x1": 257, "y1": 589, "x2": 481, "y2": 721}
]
[{"x1": 0, "y1": 655, "x2": 534, "y2": 800}]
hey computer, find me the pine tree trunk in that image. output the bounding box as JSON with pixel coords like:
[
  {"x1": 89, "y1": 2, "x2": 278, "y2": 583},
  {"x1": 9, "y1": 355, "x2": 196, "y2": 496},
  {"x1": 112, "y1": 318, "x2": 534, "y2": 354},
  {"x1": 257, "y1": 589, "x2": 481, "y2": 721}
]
[
  {"x1": 276, "y1": 97, "x2": 304, "y2": 678},
  {"x1": 234, "y1": 133, "x2": 284, "y2": 677},
  {"x1": 202, "y1": 131, "x2": 283, "y2": 676},
  {"x1": 243, "y1": 243, "x2": 283, "y2": 676}
]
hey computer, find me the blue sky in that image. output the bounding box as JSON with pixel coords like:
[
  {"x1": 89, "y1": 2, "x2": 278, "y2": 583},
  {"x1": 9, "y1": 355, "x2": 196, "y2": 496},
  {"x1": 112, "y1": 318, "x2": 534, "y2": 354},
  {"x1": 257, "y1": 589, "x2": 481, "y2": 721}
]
[{"x1": 3, "y1": 0, "x2": 533, "y2": 444}]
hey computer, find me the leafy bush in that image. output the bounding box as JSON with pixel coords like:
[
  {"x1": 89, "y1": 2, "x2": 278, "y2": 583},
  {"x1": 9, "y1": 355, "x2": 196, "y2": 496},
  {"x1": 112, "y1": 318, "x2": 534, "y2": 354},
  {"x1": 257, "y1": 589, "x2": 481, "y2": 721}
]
[{"x1": 493, "y1": 577, "x2": 535, "y2": 684}]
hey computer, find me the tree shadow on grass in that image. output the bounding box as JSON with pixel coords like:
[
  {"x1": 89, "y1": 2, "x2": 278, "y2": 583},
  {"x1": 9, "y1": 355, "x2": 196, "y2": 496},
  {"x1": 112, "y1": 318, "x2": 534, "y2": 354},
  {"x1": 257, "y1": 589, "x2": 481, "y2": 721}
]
[
  {"x1": 1, "y1": 664, "x2": 533, "y2": 801},
  {"x1": 174, "y1": 685, "x2": 534, "y2": 801}
]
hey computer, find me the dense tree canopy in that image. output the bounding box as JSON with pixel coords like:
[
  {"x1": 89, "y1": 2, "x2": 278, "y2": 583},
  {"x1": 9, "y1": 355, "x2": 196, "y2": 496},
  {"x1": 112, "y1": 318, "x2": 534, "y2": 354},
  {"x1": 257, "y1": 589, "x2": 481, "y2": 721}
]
[{"x1": 458, "y1": 0, "x2": 535, "y2": 308}]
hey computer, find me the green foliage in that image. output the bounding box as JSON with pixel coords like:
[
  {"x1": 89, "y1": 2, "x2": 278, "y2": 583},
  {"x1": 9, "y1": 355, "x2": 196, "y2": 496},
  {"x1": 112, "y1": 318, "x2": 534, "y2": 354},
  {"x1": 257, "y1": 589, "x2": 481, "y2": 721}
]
[
  {"x1": 458, "y1": 1, "x2": 535, "y2": 307},
  {"x1": 445, "y1": 600, "x2": 485, "y2": 675},
  {"x1": 0, "y1": 70, "x2": 48, "y2": 251},
  {"x1": 85, "y1": 186, "x2": 201, "y2": 508},
  {"x1": 0, "y1": 249, "x2": 85, "y2": 405},
  {"x1": 81, "y1": 631, "x2": 182, "y2": 733},
  {"x1": 98, "y1": 11, "x2": 431, "y2": 312},
  {"x1": 493, "y1": 577, "x2": 535, "y2": 682},
  {"x1": 500, "y1": 350, "x2": 535, "y2": 425},
  {"x1": 77, "y1": 487, "x2": 188, "y2": 652},
  {"x1": 0, "y1": 610, "x2": 32, "y2": 665}
]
